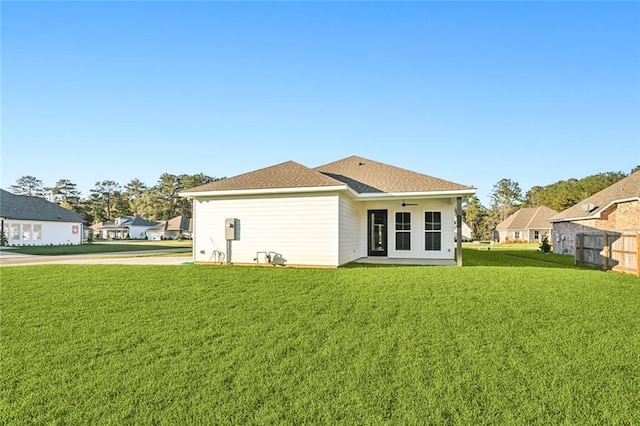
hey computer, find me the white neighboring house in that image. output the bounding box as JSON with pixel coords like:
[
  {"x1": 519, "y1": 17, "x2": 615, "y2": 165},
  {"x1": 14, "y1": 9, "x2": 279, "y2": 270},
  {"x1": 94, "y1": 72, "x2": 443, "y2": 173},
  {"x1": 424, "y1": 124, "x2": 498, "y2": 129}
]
[
  {"x1": 455, "y1": 221, "x2": 473, "y2": 242},
  {"x1": 146, "y1": 216, "x2": 192, "y2": 240},
  {"x1": 0, "y1": 189, "x2": 84, "y2": 246},
  {"x1": 180, "y1": 156, "x2": 476, "y2": 267},
  {"x1": 93, "y1": 216, "x2": 158, "y2": 240}
]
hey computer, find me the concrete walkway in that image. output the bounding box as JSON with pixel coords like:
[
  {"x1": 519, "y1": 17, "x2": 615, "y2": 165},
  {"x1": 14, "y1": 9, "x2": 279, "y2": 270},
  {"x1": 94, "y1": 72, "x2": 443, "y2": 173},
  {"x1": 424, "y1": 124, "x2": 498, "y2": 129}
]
[
  {"x1": 353, "y1": 257, "x2": 457, "y2": 266},
  {"x1": 0, "y1": 249, "x2": 192, "y2": 266}
]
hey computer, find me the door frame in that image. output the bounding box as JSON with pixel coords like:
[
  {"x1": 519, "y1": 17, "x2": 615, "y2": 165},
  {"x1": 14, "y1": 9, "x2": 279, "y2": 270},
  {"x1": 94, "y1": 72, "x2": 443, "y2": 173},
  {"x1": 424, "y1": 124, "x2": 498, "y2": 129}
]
[{"x1": 367, "y1": 209, "x2": 388, "y2": 257}]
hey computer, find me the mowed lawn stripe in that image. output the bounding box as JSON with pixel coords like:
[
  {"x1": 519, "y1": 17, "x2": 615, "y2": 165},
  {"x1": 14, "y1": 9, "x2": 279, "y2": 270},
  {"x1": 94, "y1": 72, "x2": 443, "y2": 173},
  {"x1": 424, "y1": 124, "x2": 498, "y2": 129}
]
[{"x1": 1, "y1": 264, "x2": 639, "y2": 424}]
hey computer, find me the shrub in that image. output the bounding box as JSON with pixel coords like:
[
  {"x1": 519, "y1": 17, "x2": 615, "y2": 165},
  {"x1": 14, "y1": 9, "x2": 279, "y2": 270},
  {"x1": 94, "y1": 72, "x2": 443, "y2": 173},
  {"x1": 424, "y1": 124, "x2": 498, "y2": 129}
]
[{"x1": 539, "y1": 235, "x2": 552, "y2": 253}]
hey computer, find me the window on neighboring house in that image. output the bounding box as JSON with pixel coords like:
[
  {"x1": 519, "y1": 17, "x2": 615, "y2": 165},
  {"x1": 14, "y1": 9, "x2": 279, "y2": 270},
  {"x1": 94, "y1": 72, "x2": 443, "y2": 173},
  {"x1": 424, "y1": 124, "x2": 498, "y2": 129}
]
[
  {"x1": 10, "y1": 224, "x2": 20, "y2": 240},
  {"x1": 514, "y1": 231, "x2": 520, "y2": 239},
  {"x1": 22, "y1": 224, "x2": 32, "y2": 240},
  {"x1": 425, "y1": 212, "x2": 442, "y2": 251},
  {"x1": 534, "y1": 230, "x2": 540, "y2": 240},
  {"x1": 395, "y1": 212, "x2": 411, "y2": 251},
  {"x1": 33, "y1": 224, "x2": 42, "y2": 240}
]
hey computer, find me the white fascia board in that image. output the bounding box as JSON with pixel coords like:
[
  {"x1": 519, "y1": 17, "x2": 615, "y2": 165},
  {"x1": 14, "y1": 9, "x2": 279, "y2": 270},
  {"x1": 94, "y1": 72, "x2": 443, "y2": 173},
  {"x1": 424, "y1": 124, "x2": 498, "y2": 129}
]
[
  {"x1": 179, "y1": 185, "x2": 349, "y2": 198},
  {"x1": 549, "y1": 216, "x2": 593, "y2": 223},
  {"x1": 180, "y1": 186, "x2": 476, "y2": 200},
  {"x1": 354, "y1": 188, "x2": 476, "y2": 201},
  {"x1": 549, "y1": 197, "x2": 640, "y2": 223}
]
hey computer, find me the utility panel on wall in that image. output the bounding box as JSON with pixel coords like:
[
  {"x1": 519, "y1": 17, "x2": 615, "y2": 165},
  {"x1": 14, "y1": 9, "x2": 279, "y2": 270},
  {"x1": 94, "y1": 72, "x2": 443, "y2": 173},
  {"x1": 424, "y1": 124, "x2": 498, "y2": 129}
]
[{"x1": 225, "y1": 218, "x2": 240, "y2": 240}]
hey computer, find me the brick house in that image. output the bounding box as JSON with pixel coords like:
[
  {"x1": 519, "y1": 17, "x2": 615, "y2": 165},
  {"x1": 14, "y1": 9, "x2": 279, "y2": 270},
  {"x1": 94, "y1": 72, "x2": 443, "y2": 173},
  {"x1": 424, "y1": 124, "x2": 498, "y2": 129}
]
[{"x1": 550, "y1": 170, "x2": 640, "y2": 255}]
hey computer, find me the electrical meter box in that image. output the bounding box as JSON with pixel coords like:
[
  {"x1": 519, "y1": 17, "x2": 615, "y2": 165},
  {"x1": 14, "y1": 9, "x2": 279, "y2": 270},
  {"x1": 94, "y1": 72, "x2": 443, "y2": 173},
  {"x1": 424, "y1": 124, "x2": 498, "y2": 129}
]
[{"x1": 225, "y1": 218, "x2": 239, "y2": 240}]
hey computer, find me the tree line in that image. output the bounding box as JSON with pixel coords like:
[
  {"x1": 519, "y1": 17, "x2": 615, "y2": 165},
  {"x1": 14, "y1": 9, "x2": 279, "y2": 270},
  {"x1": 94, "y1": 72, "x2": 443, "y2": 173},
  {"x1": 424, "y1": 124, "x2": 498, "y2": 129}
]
[
  {"x1": 8, "y1": 174, "x2": 220, "y2": 225},
  {"x1": 464, "y1": 166, "x2": 638, "y2": 240},
  {"x1": 8, "y1": 165, "x2": 638, "y2": 236}
]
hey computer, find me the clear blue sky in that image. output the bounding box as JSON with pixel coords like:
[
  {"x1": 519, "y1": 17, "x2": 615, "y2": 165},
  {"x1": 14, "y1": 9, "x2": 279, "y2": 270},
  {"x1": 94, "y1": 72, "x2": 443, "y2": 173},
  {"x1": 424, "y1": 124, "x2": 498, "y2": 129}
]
[{"x1": 2, "y1": 1, "x2": 639, "y2": 206}]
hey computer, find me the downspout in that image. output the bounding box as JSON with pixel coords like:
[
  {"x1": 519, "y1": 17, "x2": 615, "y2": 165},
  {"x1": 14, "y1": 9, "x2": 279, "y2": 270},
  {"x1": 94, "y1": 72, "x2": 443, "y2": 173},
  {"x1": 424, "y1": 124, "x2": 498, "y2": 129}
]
[
  {"x1": 191, "y1": 197, "x2": 196, "y2": 263},
  {"x1": 456, "y1": 197, "x2": 463, "y2": 266}
]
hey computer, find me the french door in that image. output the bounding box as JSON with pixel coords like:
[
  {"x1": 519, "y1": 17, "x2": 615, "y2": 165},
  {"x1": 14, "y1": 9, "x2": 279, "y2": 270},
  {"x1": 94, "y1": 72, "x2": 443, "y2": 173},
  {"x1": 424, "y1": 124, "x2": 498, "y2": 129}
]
[{"x1": 367, "y1": 210, "x2": 387, "y2": 256}]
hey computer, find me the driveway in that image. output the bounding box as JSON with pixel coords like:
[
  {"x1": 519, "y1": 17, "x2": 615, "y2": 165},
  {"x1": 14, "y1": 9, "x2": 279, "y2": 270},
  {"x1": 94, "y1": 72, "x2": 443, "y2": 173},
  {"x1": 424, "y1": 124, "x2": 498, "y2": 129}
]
[{"x1": 0, "y1": 249, "x2": 192, "y2": 266}]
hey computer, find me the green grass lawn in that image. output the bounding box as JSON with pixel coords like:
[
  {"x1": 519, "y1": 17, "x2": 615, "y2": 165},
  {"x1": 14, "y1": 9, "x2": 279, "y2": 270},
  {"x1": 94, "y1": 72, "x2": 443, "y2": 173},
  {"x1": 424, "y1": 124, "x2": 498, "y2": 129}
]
[
  {"x1": 1, "y1": 255, "x2": 639, "y2": 424},
  {"x1": 0, "y1": 240, "x2": 192, "y2": 256}
]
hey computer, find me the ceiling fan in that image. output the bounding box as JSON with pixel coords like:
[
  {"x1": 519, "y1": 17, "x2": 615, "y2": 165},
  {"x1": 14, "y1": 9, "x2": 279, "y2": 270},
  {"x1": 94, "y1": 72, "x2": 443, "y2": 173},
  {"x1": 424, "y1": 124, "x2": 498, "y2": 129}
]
[{"x1": 400, "y1": 200, "x2": 419, "y2": 207}]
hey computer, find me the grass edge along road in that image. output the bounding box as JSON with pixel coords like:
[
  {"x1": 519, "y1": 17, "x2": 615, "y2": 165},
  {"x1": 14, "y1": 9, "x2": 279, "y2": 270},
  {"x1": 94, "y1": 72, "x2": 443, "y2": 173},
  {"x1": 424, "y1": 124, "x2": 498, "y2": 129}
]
[
  {"x1": 0, "y1": 240, "x2": 191, "y2": 256},
  {"x1": 1, "y1": 255, "x2": 639, "y2": 424}
]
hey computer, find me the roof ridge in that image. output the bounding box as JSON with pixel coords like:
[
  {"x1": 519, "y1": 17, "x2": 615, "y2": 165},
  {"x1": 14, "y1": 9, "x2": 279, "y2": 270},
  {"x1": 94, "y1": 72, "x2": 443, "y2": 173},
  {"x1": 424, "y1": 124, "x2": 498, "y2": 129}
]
[
  {"x1": 524, "y1": 206, "x2": 542, "y2": 229},
  {"x1": 551, "y1": 170, "x2": 640, "y2": 222},
  {"x1": 182, "y1": 159, "x2": 346, "y2": 193},
  {"x1": 314, "y1": 155, "x2": 475, "y2": 193}
]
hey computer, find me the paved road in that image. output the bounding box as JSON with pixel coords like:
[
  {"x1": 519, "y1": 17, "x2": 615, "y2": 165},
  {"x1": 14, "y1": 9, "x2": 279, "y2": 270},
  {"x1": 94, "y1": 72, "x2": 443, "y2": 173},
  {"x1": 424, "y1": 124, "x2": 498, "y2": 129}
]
[{"x1": 0, "y1": 249, "x2": 192, "y2": 266}]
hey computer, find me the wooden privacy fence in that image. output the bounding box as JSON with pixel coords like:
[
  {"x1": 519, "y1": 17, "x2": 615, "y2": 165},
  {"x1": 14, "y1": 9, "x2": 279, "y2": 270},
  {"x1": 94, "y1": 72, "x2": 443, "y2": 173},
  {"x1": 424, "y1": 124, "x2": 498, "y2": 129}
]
[{"x1": 575, "y1": 232, "x2": 640, "y2": 276}]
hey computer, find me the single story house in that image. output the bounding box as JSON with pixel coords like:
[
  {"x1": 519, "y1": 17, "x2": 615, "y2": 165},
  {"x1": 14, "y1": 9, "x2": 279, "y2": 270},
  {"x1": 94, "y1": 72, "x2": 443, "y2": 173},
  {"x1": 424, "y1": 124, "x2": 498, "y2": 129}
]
[
  {"x1": 494, "y1": 206, "x2": 558, "y2": 243},
  {"x1": 180, "y1": 156, "x2": 476, "y2": 267},
  {"x1": 146, "y1": 216, "x2": 192, "y2": 240},
  {"x1": 550, "y1": 170, "x2": 640, "y2": 255},
  {"x1": 92, "y1": 216, "x2": 158, "y2": 240},
  {"x1": 0, "y1": 189, "x2": 84, "y2": 246}
]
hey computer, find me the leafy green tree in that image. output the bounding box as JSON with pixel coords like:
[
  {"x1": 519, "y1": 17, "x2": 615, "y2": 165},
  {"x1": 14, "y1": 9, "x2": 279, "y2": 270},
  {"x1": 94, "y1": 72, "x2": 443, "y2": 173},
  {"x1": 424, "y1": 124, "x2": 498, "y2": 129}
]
[
  {"x1": 125, "y1": 178, "x2": 149, "y2": 217},
  {"x1": 490, "y1": 178, "x2": 523, "y2": 224},
  {"x1": 524, "y1": 171, "x2": 627, "y2": 211},
  {"x1": 50, "y1": 179, "x2": 82, "y2": 211},
  {"x1": 176, "y1": 173, "x2": 217, "y2": 217},
  {"x1": 463, "y1": 195, "x2": 490, "y2": 240},
  {"x1": 155, "y1": 173, "x2": 181, "y2": 220},
  {"x1": 87, "y1": 180, "x2": 124, "y2": 223},
  {"x1": 131, "y1": 188, "x2": 164, "y2": 221},
  {"x1": 10, "y1": 175, "x2": 46, "y2": 197}
]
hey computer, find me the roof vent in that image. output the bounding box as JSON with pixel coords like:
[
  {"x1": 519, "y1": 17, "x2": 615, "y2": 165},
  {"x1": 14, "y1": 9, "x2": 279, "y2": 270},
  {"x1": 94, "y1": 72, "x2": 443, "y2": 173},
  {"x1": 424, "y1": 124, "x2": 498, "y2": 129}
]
[
  {"x1": 358, "y1": 162, "x2": 365, "y2": 166},
  {"x1": 579, "y1": 203, "x2": 597, "y2": 212}
]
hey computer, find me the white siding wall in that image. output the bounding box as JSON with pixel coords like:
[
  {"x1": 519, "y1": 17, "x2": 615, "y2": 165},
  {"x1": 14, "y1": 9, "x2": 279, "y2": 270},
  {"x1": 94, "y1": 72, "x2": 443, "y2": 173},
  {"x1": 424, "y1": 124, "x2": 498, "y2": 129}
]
[
  {"x1": 147, "y1": 231, "x2": 164, "y2": 241},
  {"x1": 2, "y1": 219, "x2": 82, "y2": 246},
  {"x1": 362, "y1": 198, "x2": 456, "y2": 260},
  {"x1": 338, "y1": 194, "x2": 365, "y2": 265},
  {"x1": 193, "y1": 193, "x2": 340, "y2": 266},
  {"x1": 129, "y1": 225, "x2": 151, "y2": 239}
]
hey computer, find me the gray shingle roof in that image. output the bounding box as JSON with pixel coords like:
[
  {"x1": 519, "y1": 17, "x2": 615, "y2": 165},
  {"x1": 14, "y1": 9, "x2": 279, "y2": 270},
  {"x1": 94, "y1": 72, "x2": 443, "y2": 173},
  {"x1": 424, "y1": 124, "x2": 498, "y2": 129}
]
[
  {"x1": 550, "y1": 170, "x2": 640, "y2": 222},
  {"x1": 129, "y1": 216, "x2": 158, "y2": 227},
  {"x1": 0, "y1": 189, "x2": 84, "y2": 223},
  {"x1": 182, "y1": 156, "x2": 475, "y2": 195},
  {"x1": 496, "y1": 206, "x2": 558, "y2": 231},
  {"x1": 95, "y1": 216, "x2": 158, "y2": 229}
]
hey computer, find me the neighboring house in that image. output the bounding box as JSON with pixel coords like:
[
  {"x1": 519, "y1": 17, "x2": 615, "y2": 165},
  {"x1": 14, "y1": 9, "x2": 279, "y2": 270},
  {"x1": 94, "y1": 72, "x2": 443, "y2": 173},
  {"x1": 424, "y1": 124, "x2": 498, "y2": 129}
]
[
  {"x1": 0, "y1": 189, "x2": 84, "y2": 246},
  {"x1": 453, "y1": 219, "x2": 472, "y2": 242},
  {"x1": 146, "y1": 216, "x2": 192, "y2": 240},
  {"x1": 460, "y1": 221, "x2": 473, "y2": 242},
  {"x1": 550, "y1": 170, "x2": 640, "y2": 255},
  {"x1": 494, "y1": 206, "x2": 558, "y2": 243},
  {"x1": 180, "y1": 156, "x2": 476, "y2": 267},
  {"x1": 93, "y1": 216, "x2": 158, "y2": 240}
]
